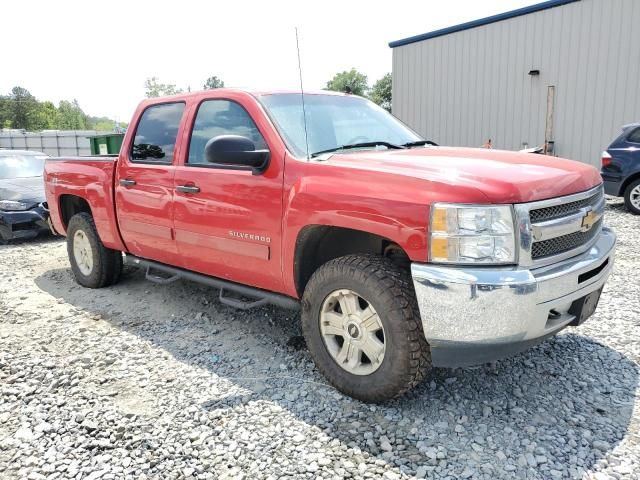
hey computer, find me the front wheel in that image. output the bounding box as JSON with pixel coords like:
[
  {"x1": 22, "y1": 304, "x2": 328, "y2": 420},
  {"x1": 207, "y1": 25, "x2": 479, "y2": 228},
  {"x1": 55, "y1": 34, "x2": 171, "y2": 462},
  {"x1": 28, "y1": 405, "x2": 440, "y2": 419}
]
[
  {"x1": 66, "y1": 212, "x2": 122, "y2": 288},
  {"x1": 623, "y1": 178, "x2": 640, "y2": 215},
  {"x1": 301, "y1": 254, "x2": 431, "y2": 402}
]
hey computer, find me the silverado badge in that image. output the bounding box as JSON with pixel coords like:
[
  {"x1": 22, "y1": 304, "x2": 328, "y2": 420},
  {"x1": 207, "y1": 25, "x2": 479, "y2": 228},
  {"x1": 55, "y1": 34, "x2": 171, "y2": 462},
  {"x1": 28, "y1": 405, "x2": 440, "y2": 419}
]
[{"x1": 229, "y1": 230, "x2": 271, "y2": 243}]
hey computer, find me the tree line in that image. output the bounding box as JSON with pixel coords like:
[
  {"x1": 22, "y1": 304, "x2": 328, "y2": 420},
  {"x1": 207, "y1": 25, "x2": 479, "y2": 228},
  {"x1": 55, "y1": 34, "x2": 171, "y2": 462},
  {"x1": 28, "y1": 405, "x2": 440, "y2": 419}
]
[
  {"x1": 1, "y1": 70, "x2": 392, "y2": 133},
  {"x1": 144, "y1": 76, "x2": 225, "y2": 97},
  {"x1": 326, "y1": 69, "x2": 392, "y2": 111},
  {"x1": 145, "y1": 71, "x2": 393, "y2": 111},
  {"x1": 0, "y1": 87, "x2": 123, "y2": 132}
]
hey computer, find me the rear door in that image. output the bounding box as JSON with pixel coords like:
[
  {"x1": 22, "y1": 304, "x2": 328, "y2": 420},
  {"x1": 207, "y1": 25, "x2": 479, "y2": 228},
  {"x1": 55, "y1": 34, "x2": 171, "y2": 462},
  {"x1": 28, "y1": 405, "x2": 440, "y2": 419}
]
[
  {"x1": 115, "y1": 102, "x2": 185, "y2": 264},
  {"x1": 172, "y1": 95, "x2": 285, "y2": 292}
]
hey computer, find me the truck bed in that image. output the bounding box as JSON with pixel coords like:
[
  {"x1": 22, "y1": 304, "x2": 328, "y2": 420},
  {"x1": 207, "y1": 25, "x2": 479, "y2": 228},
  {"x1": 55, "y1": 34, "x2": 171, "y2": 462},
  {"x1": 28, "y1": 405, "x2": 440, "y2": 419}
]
[{"x1": 44, "y1": 156, "x2": 126, "y2": 251}]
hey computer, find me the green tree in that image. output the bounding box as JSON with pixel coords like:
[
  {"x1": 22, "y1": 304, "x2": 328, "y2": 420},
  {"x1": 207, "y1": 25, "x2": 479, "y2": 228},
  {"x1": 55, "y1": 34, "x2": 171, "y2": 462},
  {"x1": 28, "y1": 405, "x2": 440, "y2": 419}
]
[
  {"x1": 93, "y1": 120, "x2": 117, "y2": 131},
  {"x1": 8, "y1": 86, "x2": 40, "y2": 129},
  {"x1": 326, "y1": 68, "x2": 368, "y2": 96},
  {"x1": 369, "y1": 73, "x2": 392, "y2": 112},
  {"x1": 33, "y1": 101, "x2": 60, "y2": 130},
  {"x1": 0, "y1": 95, "x2": 10, "y2": 128},
  {"x1": 57, "y1": 100, "x2": 88, "y2": 129},
  {"x1": 86, "y1": 115, "x2": 126, "y2": 131},
  {"x1": 203, "y1": 76, "x2": 225, "y2": 90},
  {"x1": 144, "y1": 77, "x2": 183, "y2": 98}
]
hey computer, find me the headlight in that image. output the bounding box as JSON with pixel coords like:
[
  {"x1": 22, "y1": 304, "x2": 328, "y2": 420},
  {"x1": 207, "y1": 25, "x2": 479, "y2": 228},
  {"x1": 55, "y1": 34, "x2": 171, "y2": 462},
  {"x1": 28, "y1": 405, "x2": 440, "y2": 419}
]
[
  {"x1": 429, "y1": 204, "x2": 516, "y2": 264},
  {"x1": 0, "y1": 200, "x2": 30, "y2": 211}
]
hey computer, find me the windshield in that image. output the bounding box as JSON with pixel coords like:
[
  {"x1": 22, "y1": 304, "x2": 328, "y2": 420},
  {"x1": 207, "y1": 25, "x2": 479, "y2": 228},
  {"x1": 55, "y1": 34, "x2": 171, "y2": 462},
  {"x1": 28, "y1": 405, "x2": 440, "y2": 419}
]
[
  {"x1": 259, "y1": 94, "x2": 422, "y2": 157},
  {"x1": 0, "y1": 154, "x2": 47, "y2": 179}
]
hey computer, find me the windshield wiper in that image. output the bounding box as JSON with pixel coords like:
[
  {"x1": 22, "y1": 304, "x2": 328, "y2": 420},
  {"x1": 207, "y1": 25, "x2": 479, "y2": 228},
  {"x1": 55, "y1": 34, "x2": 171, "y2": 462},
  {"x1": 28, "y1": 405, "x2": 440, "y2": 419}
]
[
  {"x1": 310, "y1": 141, "x2": 405, "y2": 158},
  {"x1": 402, "y1": 140, "x2": 438, "y2": 147}
]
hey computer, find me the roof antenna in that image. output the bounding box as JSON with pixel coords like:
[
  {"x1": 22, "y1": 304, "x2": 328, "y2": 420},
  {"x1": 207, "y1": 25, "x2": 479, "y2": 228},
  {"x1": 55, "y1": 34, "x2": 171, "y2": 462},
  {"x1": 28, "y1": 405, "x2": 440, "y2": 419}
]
[{"x1": 295, "y1": 27, "x2": 310, "y2": 160}]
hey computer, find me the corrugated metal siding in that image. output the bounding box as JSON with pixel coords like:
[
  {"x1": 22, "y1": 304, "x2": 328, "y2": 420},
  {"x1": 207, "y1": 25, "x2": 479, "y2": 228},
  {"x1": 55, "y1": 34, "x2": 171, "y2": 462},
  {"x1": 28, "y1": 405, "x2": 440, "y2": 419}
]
[{"x1": 392, "y1": 0, "x2": 640, "y2": 167}]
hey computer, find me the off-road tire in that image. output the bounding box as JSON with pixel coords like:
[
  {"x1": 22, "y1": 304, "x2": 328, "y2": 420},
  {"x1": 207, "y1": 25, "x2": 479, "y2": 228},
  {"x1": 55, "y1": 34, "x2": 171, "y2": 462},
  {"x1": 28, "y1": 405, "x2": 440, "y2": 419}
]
[
  {"x1": 66, "y1": 212, "x2": 122, "y2": 288},
  {"x1": 623, "y1": 178, "x2": 640, "y2": 215},
  {"x1": 301, "y1": 254, "x2": 431, "y2": 402}
]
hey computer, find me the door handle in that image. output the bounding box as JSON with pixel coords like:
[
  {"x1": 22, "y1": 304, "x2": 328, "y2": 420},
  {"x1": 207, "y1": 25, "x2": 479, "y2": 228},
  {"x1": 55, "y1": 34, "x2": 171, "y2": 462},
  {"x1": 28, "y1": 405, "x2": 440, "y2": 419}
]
[
  {"x1": 176, "y1": 185, "x2": 200, "y2": 194},
  {"x1": 119, "y1": 178, "x2": 136, "y2": 187}
]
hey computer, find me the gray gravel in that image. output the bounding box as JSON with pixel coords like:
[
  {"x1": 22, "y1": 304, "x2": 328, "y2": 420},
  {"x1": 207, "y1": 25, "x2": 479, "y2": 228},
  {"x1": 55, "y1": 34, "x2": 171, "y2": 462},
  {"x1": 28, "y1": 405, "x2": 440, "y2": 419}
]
[{"x1": 1, "y1": 198, "x2": 638, "y2": 479}]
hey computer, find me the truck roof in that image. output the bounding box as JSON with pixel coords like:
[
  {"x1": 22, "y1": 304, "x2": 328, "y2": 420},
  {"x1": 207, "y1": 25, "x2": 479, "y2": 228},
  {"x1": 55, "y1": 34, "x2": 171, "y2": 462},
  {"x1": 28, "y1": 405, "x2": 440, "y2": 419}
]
[{"x1": 140, "y1": 88, "x2": 349, "y2": 105}]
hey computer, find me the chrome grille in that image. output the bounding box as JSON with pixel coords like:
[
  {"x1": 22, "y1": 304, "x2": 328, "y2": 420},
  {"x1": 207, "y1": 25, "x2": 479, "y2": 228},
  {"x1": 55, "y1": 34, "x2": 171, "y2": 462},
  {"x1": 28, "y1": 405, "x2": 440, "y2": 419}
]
[
  {"x1": 514, "y1": 185, "x2": 605, "y2": 267},
  {"x1": 532, "y1": 218, "x2": 602, "y2": 259},
  {"x1": 530, "y1": 189, "x2": 603, "y2": 223}
]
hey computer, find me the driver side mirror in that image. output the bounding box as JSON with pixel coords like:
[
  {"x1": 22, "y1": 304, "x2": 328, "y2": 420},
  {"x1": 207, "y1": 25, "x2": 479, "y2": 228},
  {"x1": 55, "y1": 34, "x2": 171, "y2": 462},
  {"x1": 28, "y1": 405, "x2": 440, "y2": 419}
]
[{"x1": 204, "y1": 135, "x2": 270, "y2": 175}]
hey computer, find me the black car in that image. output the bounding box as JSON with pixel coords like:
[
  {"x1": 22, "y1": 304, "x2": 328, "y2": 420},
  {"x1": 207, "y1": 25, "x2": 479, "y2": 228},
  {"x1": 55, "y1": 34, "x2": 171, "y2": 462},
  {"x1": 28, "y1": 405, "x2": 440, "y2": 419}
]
[
  {"x1": 0, "y1": 150, "x2": 51, "y2": 243},
  {"x1": 601, "y1": 123, "x2": 640, "y2": 214}
]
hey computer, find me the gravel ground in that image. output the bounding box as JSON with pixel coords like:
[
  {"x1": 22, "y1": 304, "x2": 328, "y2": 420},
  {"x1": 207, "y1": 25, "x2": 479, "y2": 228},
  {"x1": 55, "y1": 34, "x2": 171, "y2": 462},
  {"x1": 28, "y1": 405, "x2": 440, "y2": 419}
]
[{"x1": 0, "y1": 199, "x2": 638, "y2": 480}]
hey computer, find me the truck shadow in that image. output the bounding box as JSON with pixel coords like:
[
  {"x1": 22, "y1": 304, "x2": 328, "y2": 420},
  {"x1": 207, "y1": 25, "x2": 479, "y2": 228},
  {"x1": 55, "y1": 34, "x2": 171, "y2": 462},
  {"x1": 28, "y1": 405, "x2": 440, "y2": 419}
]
[
  {"x1": 34, "y1": 265, "x2": 638, "y2": 477},
  {"x1": 0, "y1": 233, "x2": 62, "y2": 247}
]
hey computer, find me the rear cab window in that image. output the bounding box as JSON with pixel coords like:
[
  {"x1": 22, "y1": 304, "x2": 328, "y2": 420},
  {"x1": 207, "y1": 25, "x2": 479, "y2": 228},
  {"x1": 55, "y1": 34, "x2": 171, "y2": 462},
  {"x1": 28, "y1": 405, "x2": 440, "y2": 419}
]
[{"x1": 131, "y1": 102, "x2": 185, "y2": 164}]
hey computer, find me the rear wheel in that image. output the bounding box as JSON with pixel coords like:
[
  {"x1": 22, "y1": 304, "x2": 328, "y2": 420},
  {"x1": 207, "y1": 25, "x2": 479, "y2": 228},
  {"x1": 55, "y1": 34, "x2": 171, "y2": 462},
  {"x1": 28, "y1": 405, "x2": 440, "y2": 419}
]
[
  {"x1": 623, "y1": 179, "x2": 640, "y2": 215},
  {"x1": 66, "y1": 212, "x2": 122, "y2": 288},
  {"x1": 302, "y1": 254, "x2": 431, "y2": 402}
]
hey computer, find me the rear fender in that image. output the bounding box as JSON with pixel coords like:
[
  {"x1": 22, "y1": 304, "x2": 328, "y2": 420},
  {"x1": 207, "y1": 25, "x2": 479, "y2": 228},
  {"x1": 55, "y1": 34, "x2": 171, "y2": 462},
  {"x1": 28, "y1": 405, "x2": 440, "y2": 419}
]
[{"x1": 44, "y1": 158, "x2": 126, "y2": 251}]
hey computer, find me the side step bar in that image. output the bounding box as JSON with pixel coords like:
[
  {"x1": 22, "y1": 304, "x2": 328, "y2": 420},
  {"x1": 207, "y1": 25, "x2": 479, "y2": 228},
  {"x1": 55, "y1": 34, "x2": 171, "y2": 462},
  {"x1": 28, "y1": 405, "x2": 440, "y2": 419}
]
[{"x1": 124, "y1": 254, "x2": 300, "y2": 311}]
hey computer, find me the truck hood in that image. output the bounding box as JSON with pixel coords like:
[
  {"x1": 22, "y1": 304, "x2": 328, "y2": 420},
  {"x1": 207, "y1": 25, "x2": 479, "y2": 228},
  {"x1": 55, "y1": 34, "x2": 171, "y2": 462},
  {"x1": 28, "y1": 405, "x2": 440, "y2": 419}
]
[
  {"x1": 0, "y1": 176, "x2": 46, "y2": 205},
  {"x1": 325, "y1": 147, "x2": 602, "y2": 203}
]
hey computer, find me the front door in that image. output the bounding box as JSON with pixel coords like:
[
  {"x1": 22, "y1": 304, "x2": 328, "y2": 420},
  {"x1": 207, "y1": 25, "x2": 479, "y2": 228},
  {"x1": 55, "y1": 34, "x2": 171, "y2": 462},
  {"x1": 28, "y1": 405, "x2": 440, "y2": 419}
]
[
  {"x1": 115, "y1": 102, "x2": 185, "y2": 264},
  {"x1": 172, "y1": 98, "x2": 284, "y2": 292}
]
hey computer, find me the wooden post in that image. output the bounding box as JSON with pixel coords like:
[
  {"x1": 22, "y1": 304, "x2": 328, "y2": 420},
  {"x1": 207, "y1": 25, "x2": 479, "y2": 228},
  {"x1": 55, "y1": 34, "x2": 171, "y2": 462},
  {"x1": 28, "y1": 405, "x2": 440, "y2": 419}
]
[{"x1": 544, "y1": 85, "x2": 555, "y2": 155}]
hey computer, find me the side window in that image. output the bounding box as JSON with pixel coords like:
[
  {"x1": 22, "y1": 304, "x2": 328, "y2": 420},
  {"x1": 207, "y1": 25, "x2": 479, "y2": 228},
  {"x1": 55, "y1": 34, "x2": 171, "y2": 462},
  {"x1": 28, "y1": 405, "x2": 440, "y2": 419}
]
[
  {"x1": 188, "y1": 100, "x2": 267, "y2": 165},
  {"x1": 131, "y1": 102, "x2": 185, "y2": 163},
  {"x1": 627, "y1": 127, "x2": 640, "y2": 144}
]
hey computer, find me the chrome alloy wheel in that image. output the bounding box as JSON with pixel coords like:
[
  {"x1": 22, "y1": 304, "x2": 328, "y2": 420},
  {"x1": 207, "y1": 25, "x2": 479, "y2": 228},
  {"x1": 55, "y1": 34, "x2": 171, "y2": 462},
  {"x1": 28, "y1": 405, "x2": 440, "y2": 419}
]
[
  {"x1": 73, "y1": 230, "x2": 93, "y2": 276},
  {"x1": 319, "y1": 289, "x2": 386, "y2": 375},
  {"x1": 630, "y1": 184, "x2": 640, "y2": 210}
]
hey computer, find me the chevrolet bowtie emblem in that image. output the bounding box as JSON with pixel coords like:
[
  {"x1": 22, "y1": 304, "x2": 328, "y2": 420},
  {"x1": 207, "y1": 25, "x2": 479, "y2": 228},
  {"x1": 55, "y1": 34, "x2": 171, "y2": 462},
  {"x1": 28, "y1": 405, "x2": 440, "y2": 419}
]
[{"x1": 581, "y1": 208, "x2": 598, "y2": 231}]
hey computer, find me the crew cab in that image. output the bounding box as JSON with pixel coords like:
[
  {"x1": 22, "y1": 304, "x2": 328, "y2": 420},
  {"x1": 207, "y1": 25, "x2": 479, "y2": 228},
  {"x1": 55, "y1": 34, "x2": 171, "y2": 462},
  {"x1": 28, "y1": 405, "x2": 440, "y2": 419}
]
[{"x1": 44, "y1": 90, "x2": 616, "y2": 402}]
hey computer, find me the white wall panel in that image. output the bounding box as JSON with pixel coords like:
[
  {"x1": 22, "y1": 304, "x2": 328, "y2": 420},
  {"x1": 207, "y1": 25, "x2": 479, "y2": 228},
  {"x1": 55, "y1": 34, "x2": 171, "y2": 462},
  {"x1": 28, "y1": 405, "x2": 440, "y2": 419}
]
[
  {"x1": 392, "y1": 0, "x2": 640, "y2": 167},
  {"x1": 0, "y1": 130, "x2": 98, "y2": 156}
]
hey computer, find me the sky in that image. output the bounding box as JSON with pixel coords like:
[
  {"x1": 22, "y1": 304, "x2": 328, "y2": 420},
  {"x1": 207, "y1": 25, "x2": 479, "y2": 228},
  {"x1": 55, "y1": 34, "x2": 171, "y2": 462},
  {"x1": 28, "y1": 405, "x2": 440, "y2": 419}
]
[{"x1": 3, "y1": 0, "x2": 535, "y2": 122}]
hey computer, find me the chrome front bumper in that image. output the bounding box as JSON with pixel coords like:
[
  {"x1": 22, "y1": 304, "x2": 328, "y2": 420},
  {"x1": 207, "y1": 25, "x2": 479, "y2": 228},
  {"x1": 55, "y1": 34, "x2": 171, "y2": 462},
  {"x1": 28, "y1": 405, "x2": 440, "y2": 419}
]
[{"x1": 411, "y1": 228, "x2": 616, "y2": 368}]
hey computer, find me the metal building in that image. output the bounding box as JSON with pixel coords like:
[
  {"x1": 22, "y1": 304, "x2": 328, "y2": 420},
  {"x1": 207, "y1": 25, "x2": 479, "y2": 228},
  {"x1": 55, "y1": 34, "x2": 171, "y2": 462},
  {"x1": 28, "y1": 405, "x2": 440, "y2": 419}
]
[{"x1": 390, "y1": 0, "x2": 640, "y2": 167}]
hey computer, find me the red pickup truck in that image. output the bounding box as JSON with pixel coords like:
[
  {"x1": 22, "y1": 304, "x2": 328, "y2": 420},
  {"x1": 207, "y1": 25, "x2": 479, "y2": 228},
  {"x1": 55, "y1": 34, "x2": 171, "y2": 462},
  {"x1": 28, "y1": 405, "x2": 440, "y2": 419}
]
[{"x1": 44, "y1": 89, "x2": 616, "y2": 401}]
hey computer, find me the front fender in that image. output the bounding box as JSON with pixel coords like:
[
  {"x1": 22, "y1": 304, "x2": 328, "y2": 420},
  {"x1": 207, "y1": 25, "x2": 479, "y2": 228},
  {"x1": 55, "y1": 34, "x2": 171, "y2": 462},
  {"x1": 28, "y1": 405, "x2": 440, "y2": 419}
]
[{"x1": 281, "y1": 176, "x2": 429, "y2": 296}]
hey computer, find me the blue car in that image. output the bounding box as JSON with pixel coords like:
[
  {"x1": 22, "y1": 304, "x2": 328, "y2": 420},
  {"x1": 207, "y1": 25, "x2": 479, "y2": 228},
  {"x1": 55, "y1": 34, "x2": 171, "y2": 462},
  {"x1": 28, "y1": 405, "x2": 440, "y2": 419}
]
[{"x1": 601, "y1": 123, "x2": 640, "y2": 214}]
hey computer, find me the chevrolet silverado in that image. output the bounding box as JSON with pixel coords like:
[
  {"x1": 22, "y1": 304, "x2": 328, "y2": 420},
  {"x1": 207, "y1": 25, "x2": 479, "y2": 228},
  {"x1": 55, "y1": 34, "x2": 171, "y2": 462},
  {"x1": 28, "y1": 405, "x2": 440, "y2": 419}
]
[{"x1": 44, "y1": 90, "x2": 616, "y2": 401}]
